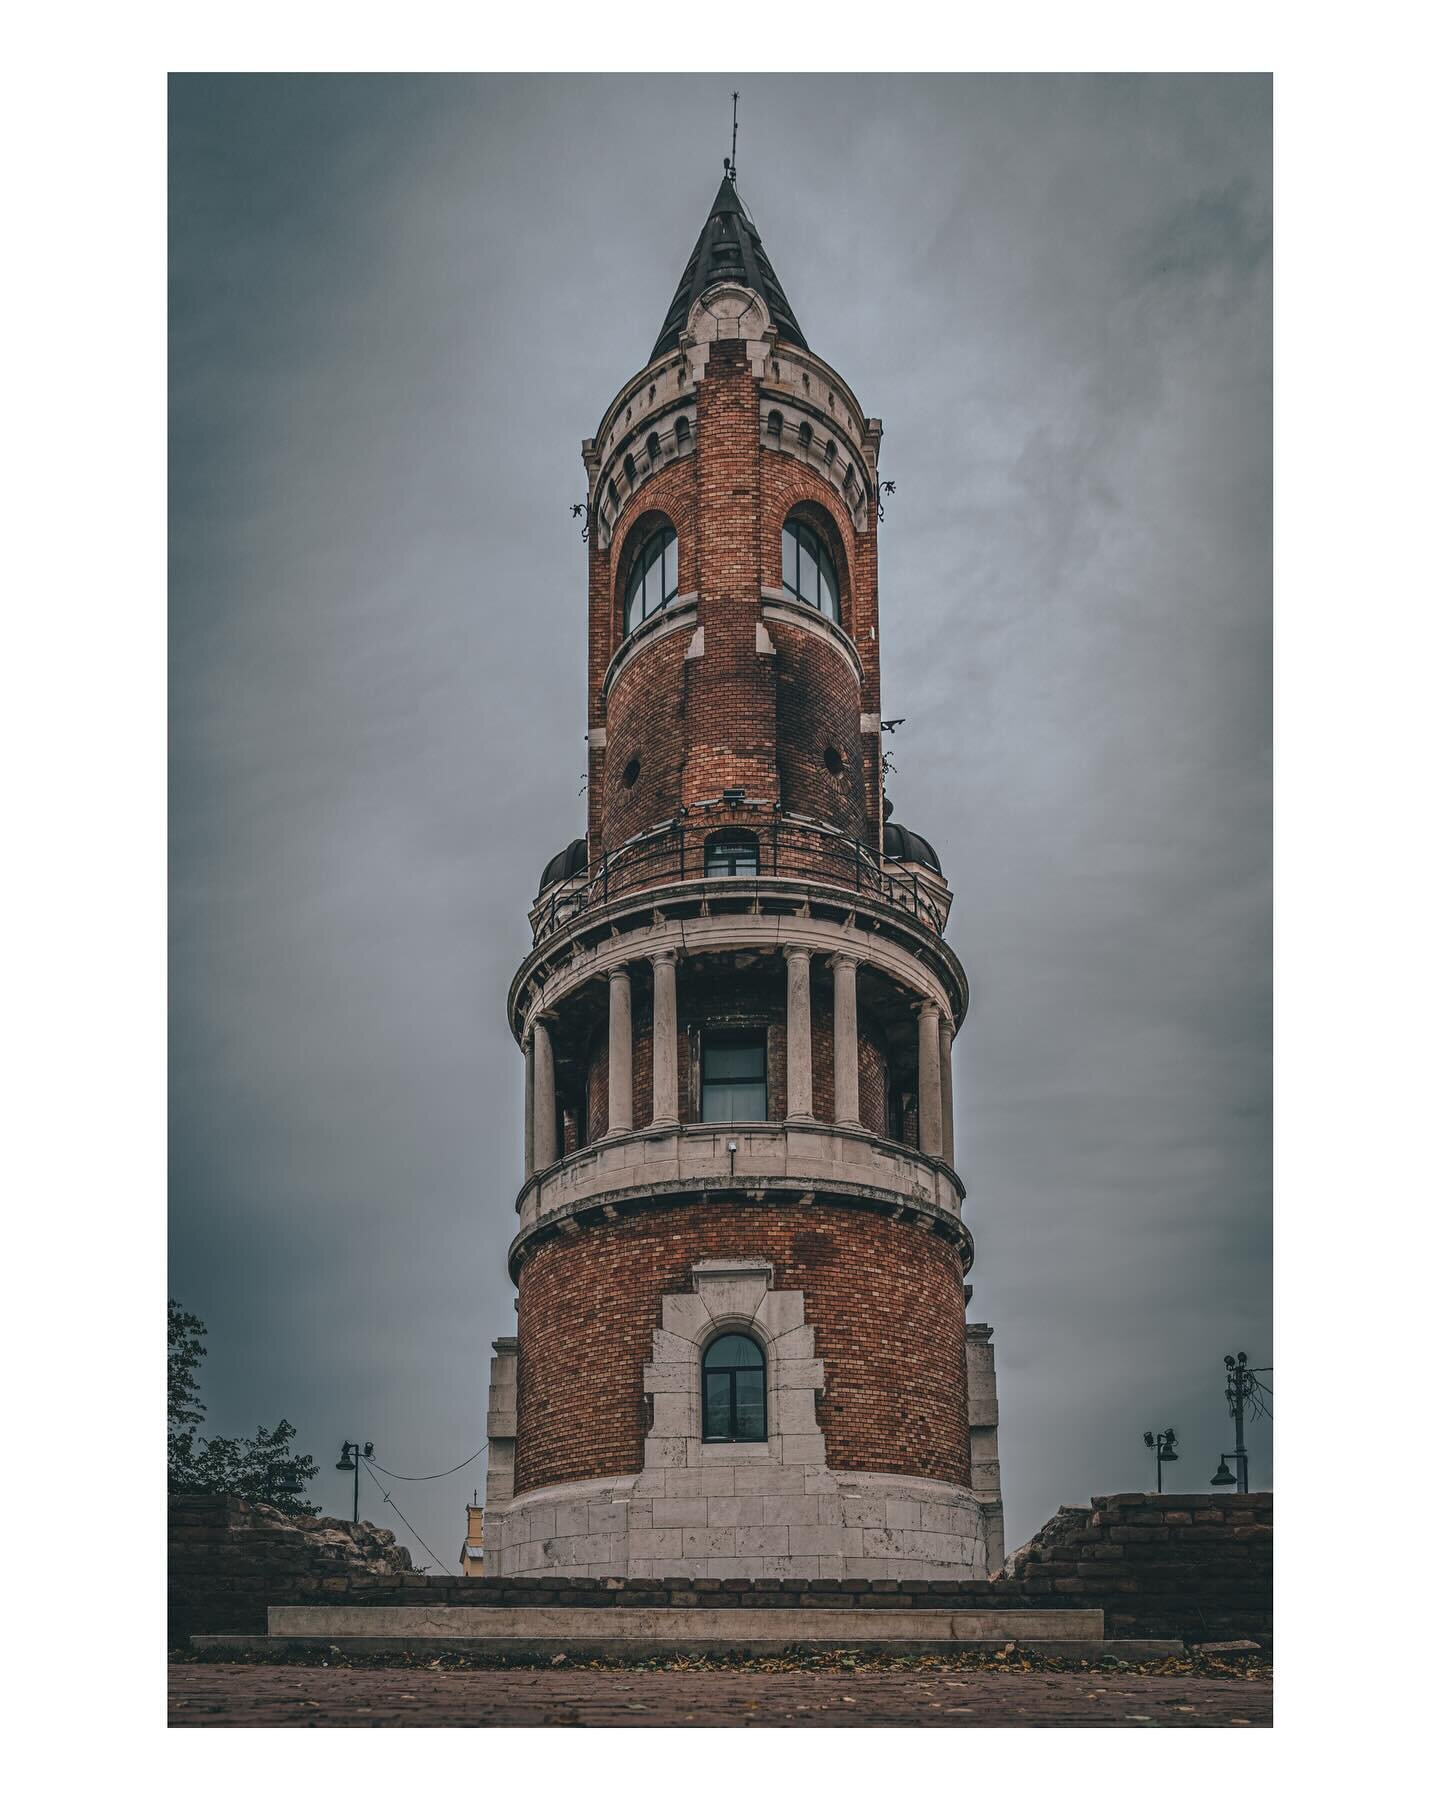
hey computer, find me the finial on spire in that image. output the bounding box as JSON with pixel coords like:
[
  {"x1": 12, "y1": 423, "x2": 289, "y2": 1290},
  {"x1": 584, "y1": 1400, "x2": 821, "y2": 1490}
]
[{"x1": 726, "y1": 90, "x2": 739, "y2": 182}]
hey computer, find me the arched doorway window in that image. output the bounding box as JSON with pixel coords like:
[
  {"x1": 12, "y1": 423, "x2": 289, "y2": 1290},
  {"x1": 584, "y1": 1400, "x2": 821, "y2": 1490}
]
[{"x1": 702, "y1": 1332, "x2": 767, "y2": 1442}]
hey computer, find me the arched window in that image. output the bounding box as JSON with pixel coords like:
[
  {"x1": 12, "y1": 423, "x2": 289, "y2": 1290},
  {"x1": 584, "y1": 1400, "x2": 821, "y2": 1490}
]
[
  {"x1": 781, "y1": 517, "x2": 839, "y2": 621},
  {"x1": 623, "y1": 525, "x2": 678, "y2": 635},
  {"x1": 702, "y1": 1332, "x2": 766, "y2": 1442},
  {"x1": 646, "y1": 431, "x2": 661, "y2": 463},
  {"x1": 767, "y1": 409, "x2": 783, "y2": 438},
  {"x1": 623, "y1": 452, "x2": 637, "y2": 484},
  {"x1": 704, "y1": 828, "x2": 760, "y2": 878},
  {"x1": 675, "y1": 415, "x2": 691, "y2": 445}
]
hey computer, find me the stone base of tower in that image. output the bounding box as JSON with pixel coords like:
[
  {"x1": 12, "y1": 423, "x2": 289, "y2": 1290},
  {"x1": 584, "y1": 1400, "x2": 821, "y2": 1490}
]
[{"x1": 482, "y1": 1468, "x2": 990, "y2": 1583}]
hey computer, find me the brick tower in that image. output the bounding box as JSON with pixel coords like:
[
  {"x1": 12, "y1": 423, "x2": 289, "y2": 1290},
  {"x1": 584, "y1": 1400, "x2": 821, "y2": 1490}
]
[{"x1": 483, "y1": 170, "x2": 1004, "y2": 1579}]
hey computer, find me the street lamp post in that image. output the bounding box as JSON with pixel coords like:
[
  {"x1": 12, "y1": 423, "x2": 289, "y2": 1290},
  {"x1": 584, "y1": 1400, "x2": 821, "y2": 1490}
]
[
  {"x1": 1142, "y1": 1428, "x2": 1179, "y2": 1493},
  {"x1": 335, "y1": 1440, "x2": 374, "y2": 1523}
]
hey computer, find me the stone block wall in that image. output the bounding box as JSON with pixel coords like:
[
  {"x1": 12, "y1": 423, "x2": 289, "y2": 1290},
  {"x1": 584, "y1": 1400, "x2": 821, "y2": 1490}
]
[
  {"x1": 1001, "y1": 1491, "x2": 1273, "y2": 1646},
  {"x1": 168, "y1": 1493, "x2": 413, "y2": 1646}
]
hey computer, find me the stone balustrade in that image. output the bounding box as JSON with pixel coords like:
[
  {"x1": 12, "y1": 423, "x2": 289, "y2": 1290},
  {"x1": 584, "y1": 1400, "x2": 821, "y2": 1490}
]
[{"x1": 514, "y1": 1120, "x2": 966, "y2": 1245}]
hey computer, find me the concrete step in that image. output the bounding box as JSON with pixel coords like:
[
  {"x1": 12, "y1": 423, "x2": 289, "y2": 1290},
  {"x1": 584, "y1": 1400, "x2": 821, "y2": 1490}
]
[
  {"x1": 271, "y1": 1601, "x2": 1103, "y2": 1647},
  {"x1": 191, "y1": 1623, "x2": 1185, "y2": 1662}
]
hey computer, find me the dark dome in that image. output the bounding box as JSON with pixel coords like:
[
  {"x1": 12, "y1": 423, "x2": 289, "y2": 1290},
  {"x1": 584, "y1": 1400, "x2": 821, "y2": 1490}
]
[
  {"x1": 538, "y1": 837, "x2": 587, "y2": 893},
  {"x1": 883, "y1": 821, "x2": 942, "y2": 875}
]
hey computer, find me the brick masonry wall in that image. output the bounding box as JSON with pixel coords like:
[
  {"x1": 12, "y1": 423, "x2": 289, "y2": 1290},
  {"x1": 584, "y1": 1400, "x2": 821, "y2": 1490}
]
[
  {"x1": 513, "y1": 1201, "x2": 969, "y2": 1496},
  {"x1": 168, "y1": 1493, "x2": 413, "y2": 1645},
  {"x1": 1000, "y1": 1492, "x2": 1273, "y2": 1646},
  {"x1": 603, "y1": 630, "x2": 691, "y2": 845},
  {"x1": 589, "y1": 339, "x2": 885, "y2": 856},
  {"x1": 770, "y1": 618, "x2": 868, "y2": 838}
]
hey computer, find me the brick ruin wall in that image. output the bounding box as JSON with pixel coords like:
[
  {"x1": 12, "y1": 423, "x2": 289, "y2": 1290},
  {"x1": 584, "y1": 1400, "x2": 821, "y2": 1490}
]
[
  {"x1": 1000, "y1": 1491, "x2": 1273, "y2": 1646},
  {"x1": 168, "y1": 1493, "x2": 413, "y2": 1647}
]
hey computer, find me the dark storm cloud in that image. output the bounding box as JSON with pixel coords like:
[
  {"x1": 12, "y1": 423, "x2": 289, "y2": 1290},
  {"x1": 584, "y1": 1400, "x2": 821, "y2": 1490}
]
[{"x1": 169, "y1": 73, "x2": 1271, "y2": 1564}]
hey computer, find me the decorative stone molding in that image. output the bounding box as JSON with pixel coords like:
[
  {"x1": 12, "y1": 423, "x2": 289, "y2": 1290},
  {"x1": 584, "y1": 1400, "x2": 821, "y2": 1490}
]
[
  {"x1": 758, "y1": 399, "x2": 870, "y2": 531},
  {"x1": 966, "y1": 1315, "x2": 1006, "y2": 1575},
  {"x1": 640, "y1": 1259, "x2": 823, "y2": 1476},
  {"x1": 681, "y1": 283, "x2": 776, "y2": 383},
  {"x1": 485, "y1": 1337, "x2": 518, "y2": 1509}
]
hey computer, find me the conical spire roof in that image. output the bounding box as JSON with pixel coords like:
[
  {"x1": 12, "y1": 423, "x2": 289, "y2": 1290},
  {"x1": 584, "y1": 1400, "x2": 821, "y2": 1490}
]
[{"x1": 650, "y1": 172, "x2": 808, "y2": 362}]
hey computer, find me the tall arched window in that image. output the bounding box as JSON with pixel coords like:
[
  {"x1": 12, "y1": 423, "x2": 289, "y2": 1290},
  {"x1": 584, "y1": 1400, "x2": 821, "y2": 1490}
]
[
  {"x1": 702, "y1": 1332, "x2": 766, "y2": 1442},
  {"x1": 781, "y1": 517, "x2": 839, "y2": 621},
  {"x1": 623, "y1": 525, "x2": 678, "y2": 635}
]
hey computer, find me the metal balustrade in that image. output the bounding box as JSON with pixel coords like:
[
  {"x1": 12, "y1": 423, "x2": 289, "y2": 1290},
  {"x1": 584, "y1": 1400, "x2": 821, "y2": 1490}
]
[{"x1": 530, "y1": 815, "x2": 947, "y2": 946}]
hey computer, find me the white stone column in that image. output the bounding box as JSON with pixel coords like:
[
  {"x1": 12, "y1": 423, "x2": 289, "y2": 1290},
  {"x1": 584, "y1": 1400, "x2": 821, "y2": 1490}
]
[
  {"x1": 523, "y1": 1030, "x2": 535, "y2": 1177},
  {"x1": 917, "y1": 999, "x2": 942, "y2": 1157},
  {"x1": 650, "y1": 948, "x2": 680, "y2": 1127},
  {"x1": 831, "y1": 952, "x2": 861, "y2": 1128},
  {"x1": 532, "y1": 1016, "x2": 557, "y2": 1169},
  {"x1": 607, "y1": 966, "x2": 633, "y2": 1135},
  {"x1": 784, "y1": 946, "x2": 814, "y2": 1121},
  {"x1": 939, "y1": 1014, "x2": 956, "y2": 1167}
]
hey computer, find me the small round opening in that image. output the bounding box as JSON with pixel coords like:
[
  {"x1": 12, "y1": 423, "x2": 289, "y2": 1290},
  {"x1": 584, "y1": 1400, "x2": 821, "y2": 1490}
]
[
  {"x1": 622, "y1": 757, "x2": 641, "y2": 789},
  {"x1": 823, "y1": 746, "x2": 844, "y2": 776}
]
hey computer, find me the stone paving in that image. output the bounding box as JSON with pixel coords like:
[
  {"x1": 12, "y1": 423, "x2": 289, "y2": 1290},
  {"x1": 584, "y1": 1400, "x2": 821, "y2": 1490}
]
[{"x1": 169, "y1": 1663, "x2": 1272, "y2": 1728}]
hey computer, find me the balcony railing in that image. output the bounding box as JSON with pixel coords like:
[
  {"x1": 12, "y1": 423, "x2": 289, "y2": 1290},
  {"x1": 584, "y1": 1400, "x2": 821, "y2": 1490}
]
[{"x1": 530, "y1": 815, "x2": 948, "y2": 945}]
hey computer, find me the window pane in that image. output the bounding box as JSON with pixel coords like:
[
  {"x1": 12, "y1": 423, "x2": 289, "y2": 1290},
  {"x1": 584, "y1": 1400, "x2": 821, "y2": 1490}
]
[
  {"x1": 707, "y1": 1333, "x2": 763, "y2": 1368},
  {"x1": 644, "y1": 551, "x2": 660, "y2": 616},
  {"x1": 783, "y1": 525, "x2": 798, "y2": 593},
  {"x1": 701, "y1": 1080, "x2": 766, "y2": 1123},
  {"x1": 819, "y1": 563, "x2": 837, "y2": 619},
  {"x1": 704, "y1": 1370, "x2": 732, "y2": 1438},
  {"x1": 798, "y1": 536, "x2": 818, "y2": 606},
  {"x1": 734, "y1": 1369, "x2": 766, "y2": 1440},
  {"x1": 662, "y1": 533, "x2": 677, "y2": 598},
  {"x1": 705, "y1": 833, "x2": 759, "y2": 876},
  {"x1": 705, "y1": 1040, "x2": 765, "y2": 1080}
]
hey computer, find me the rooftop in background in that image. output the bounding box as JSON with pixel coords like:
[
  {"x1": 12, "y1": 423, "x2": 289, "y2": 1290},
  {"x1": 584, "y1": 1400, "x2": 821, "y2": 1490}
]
[{"x1": 651, "y1": 172, "x2": 808, "y2": 362}]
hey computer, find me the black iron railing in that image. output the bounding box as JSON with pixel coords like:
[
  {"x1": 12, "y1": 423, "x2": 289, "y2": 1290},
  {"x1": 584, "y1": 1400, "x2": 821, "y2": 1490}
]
[{"x1": 530, "y1": 815, "x2": 944, "y2": 945}]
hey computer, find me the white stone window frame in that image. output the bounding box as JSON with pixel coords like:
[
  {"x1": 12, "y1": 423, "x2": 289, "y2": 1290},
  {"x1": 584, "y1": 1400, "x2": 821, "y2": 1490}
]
[{"x1": 641, "y1": 1259, "x2": 827, "y2": 1476}]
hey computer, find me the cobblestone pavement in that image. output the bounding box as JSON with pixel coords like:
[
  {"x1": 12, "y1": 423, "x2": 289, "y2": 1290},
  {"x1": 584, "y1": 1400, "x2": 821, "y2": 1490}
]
[{"x1": 169, "y1": 1664, "x2": 1272, "y2": 1727}]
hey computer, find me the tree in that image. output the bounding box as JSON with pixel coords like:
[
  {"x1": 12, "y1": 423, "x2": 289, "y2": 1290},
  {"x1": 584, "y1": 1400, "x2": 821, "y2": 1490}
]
[{"x1": 168, "y1": 1299, "x2": 318, "y2": 1515}]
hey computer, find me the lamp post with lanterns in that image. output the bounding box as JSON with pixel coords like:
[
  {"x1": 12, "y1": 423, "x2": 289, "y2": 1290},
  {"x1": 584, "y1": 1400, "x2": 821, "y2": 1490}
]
[
  {"x1": 1142, "y1": 1428, "x2": 1179, "y2": 1493},
  {"x1": 335, "y1": 1440, "x2": 374, "y2": 1524}
]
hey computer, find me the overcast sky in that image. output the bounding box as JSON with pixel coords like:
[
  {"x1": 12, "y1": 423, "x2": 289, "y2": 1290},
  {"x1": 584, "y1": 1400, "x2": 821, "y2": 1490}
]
[{"x1": 169, "y1": 72, "x2": 1271, "y2": 1567}]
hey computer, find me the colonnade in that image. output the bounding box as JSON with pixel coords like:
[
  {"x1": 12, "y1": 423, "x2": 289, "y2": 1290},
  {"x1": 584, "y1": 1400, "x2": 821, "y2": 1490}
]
[{"x1": 523, "y1": 947, "x2": 956, "y2": 1177}]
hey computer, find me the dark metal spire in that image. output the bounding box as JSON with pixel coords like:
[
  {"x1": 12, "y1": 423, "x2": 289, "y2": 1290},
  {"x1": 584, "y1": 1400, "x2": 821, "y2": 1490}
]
[{"x1": 649, "y1": 170, "x2": 808, "y2": 362}]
